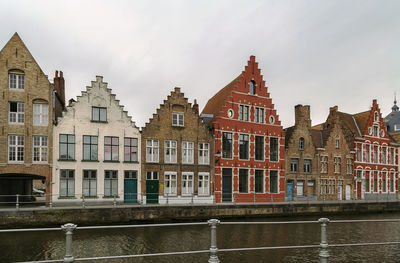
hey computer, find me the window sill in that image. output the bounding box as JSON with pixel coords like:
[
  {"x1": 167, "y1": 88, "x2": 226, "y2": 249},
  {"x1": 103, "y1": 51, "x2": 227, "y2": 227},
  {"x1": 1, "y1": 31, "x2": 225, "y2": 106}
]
[
  {"x1": 123, "y1": 161, "x2": 139, "y2": 164},
  {"x1": 8, "y1": 161, "x2": 24, "y2": 164},
  {"x1": 81, "y1": 160, "x2": 99, "y2": 162},
  {"x1": 103, "y1": 195, "x2": 120, "y2": 199},
  {"x1": 198, "y1": 194, "x2": 210, "y2": 197},
  {"x1": 8, "y1": 123, "x2": 24, "y2": 125},
  {"x1": 164, "y1": 194, "x2": 177, "y2": 197},
  {"x1": 58, "y1": 159, "x2": 76, "y2": 162},
  {"x1": 58, "y1": 196, "x2": 77, "y2": 199},
  {"x1": 103, "y1": 160, "x2": 120, "y2": 163},
  {"x1": 146, "y1": 161, "x2": 159, "y2": 163},
  {"x1": 172, "y1": 125, "x2": 185, "y2": 128},
  {"x1": 82, "y1": 196, "x2": 98, "y2": 199},
  {"x1": 182, "y1": 163, "x2": 195, "y2": 165},
  {"x1": 90, "y1": 120, "x2": 108, "y2": 123}
]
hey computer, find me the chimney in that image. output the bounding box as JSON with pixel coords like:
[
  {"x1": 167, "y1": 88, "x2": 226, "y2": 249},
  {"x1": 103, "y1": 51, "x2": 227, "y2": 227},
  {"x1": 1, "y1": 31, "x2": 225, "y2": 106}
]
[
  {"x1": 294, "y1": 104, "x2": 311, "y2": 127},
  {"x1": 54, "y1": 70, "x2": 66, "y2": 110},
  {"x1": 193, "y1": 99, "x2": 199, "y2": 114}
]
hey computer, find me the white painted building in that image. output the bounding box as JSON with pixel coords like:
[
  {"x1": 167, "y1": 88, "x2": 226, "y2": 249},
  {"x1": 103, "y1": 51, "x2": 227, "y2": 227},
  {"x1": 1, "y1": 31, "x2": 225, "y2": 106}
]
[{"x1": 52, "y1": 76, "x2": 141, "y2": 205}]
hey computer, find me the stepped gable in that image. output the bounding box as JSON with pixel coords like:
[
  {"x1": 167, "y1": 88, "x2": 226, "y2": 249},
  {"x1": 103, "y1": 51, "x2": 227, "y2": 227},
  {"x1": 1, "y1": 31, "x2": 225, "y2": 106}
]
[
  {"x1": 58, "y1": 75, "x2": 137, "y2": 127},
  {"x1": 142, "y1": 87, "x2": 199, "y2": 132}
]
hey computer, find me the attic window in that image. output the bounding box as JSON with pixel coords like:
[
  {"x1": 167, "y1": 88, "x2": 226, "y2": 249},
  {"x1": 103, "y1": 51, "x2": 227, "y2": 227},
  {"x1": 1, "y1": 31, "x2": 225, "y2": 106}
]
[
  {"x1": 299, "y1": 137, "x2": 304, "y2": 150},
  {"x1": 374, "y1": 112, "x2": 379, "y2": 122},
  {"x1": 9, "y1": 70, "x2": 25, "y2": 90},
  {"x1": 172, "y1": 112, "x2": 184, "y2": 127},
  {"x1": 249, "y1": 80, "x2": 255, "y2": 95},
  {"x1": 92, "y1": 107, "x2": 107, "y2": 122}
]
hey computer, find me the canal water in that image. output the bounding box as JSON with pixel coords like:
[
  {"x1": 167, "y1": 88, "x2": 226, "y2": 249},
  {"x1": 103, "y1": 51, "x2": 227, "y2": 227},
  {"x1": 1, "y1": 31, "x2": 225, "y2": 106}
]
[{"x1": 2, "y1": 212, "x2": 400, "y2": 263}]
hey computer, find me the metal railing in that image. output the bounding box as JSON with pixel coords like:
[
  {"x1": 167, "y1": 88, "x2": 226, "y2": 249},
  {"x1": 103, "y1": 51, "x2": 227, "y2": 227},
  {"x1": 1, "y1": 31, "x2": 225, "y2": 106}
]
[
  {"x1": 3, "y1": 218, "x2": 400, "y2": 263},
  {"x1": 0, "y1": 192, "x2": 398, "y2": 210}
]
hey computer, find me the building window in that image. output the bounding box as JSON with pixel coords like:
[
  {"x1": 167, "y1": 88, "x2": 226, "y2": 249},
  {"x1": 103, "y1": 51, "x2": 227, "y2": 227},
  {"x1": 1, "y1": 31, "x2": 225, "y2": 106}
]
[
  {"x1": 222, "y1": 132, "x2": 233, "y2": 159},
  {"x1": 83, "y1": 170, "x2": 97, "y2": 197},
  {"x1": 290, "y1": 158, "x2": 299, "y2": 173},
  {"x1": 9, "y1": 102, "x2": 24, "y2": 124},
  {"x1": 249, "y1": 80, "x2": 255, "y2": 95},
  {"x1": 239, "y1": 169, "x2": 248, "y2": 193},
  {"x1": 172, "y1": 112, "x2": 184, "y2": 126},
  {"x1": 146, "y1": 171, "x2": 159, "y2": 180},
  {"x1": 382, "y1": 172, "x2": 387, "y2": 192},
  {"x1": 364, "y1": 144, "x2": 370, "y2": 162},
  {"x1": 182, "y1": 172, "x2": 194, "y2": 195},
  {"x1": 239, "y1": 105, "x2": 249, "y2": 121},
  {"x1": 382, "y1": 147, "x2": 387, "y2": 164},
  {"x1": 356, "y1": 144, "x2": 362, "y2": 162},
  {"x1": 33, "y1": 104, "x2": 48, "y2": 126},
  {"x1": 335, "y1": 139, "x2": 339, "y2": 149},
  {"x1": 8, "y1": 135, "x2": 24, "y2": 162},
  {"x1": 299, "y1": 137, "x2": 304, "y2": 150},
  {"x1": 365, "y1": 172, "x2": 370, "y2": 192},
  {"x1": 164, "y1": 172, "x2": 177, "y2": 195},
  {"x1": 255, "y1": 170, "x2": 264, "y2": 193},
  {"x1": 270, "y1": 137, "x2": 279, "y2": 162},
  {"x1": 83, "y1": 135, "x2": 98, "y2": 161},
  {"x1": 328, "y1": 180, "x2": 335, "y2": 194},
  {"x1": 59, "y1": 134, "x2": 75, "y2": 160},
  {"x1": 92, "y1": 107, "x2": 107, "y2": 122},
  {"x1": 374, "y1": 111, "x2": 379, "y2": 122},
  {"x1": 198, "y1": 173, "x2": 210, "y2": 195},
  {"x1": 33, "y1": 136, "x2": 48, "y2": 162},
  {"x1": 269, "y1": 170, "x2": 278, "y2": 193},
  {"x1": 255, "y1": 136, "x2": 264, "y2": 161},
  {"x1": 198, "y1": 143, "x2": 210, "y2": 165},
  {"x1": 372, "y1": 145, "x2": 378, "y2": 163},
  {"x1": 389, "y1": 148, "x2": 395, "y2": 164},
  {"x1": 146, "y1": 139, "x2": 159, "y2": 163},
  {"x1": 395, "y1": 124, "x2": 400, "y2": 131},
  {"x1": 124, "y1": 138, "x2": 138, "y2": 162},
  {"x1": 239, "y1": 134, "x2": 249, "y2": 160},
  {"x1": 60, "y1": 169, "x2": 75, "y2": 197},
  {"x1": 346, "y1": 158, "x2": 353, "y2": 175},
  {"x1": 182, "y1": 141, "x2": 194, "y2": 164},
  {"x1": 304, "y1": 159, "x2": 311, "y2": 174},
  {"x1": 320, "y1": 179, "x2": 327, "y2": 195},
  {"x1": 165, "y1": 140, "x2": 177, "y2": 163},
  {"x1": 255, "y1": 107, "x2": 264, "y2": 123},
  {"x1": 321, "y1": 156, "x2": 328, "y2": 173},
  {"x1": 373, "y1": 177, "x2": 377, "y2": 192},
  {"x1": 334, "y1": 157, "x2": 341, "y2": 174},
  {"x1": 104, "y1": 136, "x2": 119, "y2": 161},
  {"x1": 104, "y1": 170, "x2": 118, "y2": 197},
  {"x1": 9, "y1": 73, "x2": 24, "y2": 90}
]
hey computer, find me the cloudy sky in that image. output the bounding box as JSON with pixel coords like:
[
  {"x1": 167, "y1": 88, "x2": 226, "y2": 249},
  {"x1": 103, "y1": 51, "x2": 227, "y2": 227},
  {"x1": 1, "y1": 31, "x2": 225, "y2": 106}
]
[{"x1": 1, "y1": 0, "x2": 399, "y2": 128}]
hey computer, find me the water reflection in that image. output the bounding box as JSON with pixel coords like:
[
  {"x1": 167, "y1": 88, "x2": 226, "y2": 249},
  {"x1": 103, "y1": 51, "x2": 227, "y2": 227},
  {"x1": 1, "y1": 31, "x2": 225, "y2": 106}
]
[{"x1": 2, "y1": 213, "x2": 400, "y2": 263}]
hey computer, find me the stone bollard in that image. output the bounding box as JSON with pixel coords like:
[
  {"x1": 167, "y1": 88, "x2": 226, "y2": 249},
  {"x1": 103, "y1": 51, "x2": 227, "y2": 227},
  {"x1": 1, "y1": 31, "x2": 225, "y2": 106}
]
[
  {"x1": 318, "y1": 218, "x2": 330, "y2": 263},
  {"x1": 208, "y1": 219, "x2": 220, "y2": 263},
  {"x1": 62, "y1": 223, "x2": 77, "y2": 263}
]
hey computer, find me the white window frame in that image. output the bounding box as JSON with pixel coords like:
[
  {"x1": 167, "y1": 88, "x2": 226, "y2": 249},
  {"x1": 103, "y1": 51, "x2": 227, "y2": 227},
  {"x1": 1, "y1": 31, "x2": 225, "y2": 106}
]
[
  {"x1": 182, "y1": 141, "x2": 194, "y2": 164},
  {"x1": 33, "y1": 136, "x2": 48, "y2": 163},
  {"x1": 9, "y1": 102, "x2": 24, "y2": 124},
  {"x1": 181, "y1": 172, "x2": 194, "y2": 196},
  {"x1": 304, "y1": 159, "x2": 311, "y2": 174},
  {"x1": 198, "y1": 172, "x2": 210, "y2": 196},
  {"x1": 198, "y1": 142, "x2": 210, "y2": 165},
  {"x1": 164, "y1": 172, "x2": 177, "y2": 196},
  {"x1": 8, "y1": 135, "x2": 24, "y2": 162},
  {"x1": 60, "y1": 169, "x2": 75, "y2": 197},
  {"x1": 346, "y1": 158, "x2": 353, "y2": 175},
  {"x1": 33, "y1": 103, "x2": 48, "y2": 126},
  {"x1": 9, "y1": 73, "x2": 24, "y2": 90},
  {"x1": 255, "y1": 107, "x2": 264, "y2": 123},
  {"x1": 146, "y1": 139, "x2": 159, "y2": 163},
  {"x1": 239, "y1": 105, "x2": 249, "y2": 121},
  {"x1": 172, "y1": 112, "x2": 184, "y2": 126},
  {"x1": 334, "y1": 157, "x2": 341, "y2": 174},
  {"x1": 165, "y1": 140, "x2": 177, "y2": 163},
  {"x1": 321, "y1": 156, "x2": 328, "y2": 173}
]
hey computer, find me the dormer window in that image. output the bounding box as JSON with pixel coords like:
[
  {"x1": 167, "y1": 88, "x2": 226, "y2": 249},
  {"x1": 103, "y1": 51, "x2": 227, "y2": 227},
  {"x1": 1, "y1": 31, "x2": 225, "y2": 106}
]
[
  {"x1": 373, "y1": 126, "x2": 378, "y2": 137},
  {"x1": 299, "y1": 137, "x2": 304, "y2": 150},
  {"x1": 172, "y1": 112, "x2": 184, "y2": 126},
  {"x1": 9, "y1": 70, "x2": 25, "y2": 90},
  {"x1": 92, "y1": 107, "x2": 107, "y2": 122},
  {"x1": 249, "y1": 80, "x2": 255, "y2": 95}
]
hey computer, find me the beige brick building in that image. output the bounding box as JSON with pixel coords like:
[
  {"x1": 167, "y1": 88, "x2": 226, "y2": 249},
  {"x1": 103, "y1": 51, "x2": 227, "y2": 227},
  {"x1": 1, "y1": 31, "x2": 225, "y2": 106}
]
[
  {"x1": 141, "y1": 88, "x2": 213, "y2": 204},
  {"x1": 0, "y1": 33, "x2": 64, "y2": 203}
]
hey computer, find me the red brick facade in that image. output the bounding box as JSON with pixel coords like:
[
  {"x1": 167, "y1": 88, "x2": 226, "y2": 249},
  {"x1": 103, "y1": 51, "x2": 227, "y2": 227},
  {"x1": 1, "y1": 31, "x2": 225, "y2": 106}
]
[{"x1": 202, "y1": 56, "x2": 285, "y2": 203}]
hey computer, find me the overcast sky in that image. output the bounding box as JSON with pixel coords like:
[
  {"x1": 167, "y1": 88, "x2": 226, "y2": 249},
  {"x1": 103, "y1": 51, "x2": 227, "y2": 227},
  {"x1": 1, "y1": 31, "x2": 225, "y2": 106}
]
[{"x1": 1, "y1": 0, "x2": 400, "y2": 128}]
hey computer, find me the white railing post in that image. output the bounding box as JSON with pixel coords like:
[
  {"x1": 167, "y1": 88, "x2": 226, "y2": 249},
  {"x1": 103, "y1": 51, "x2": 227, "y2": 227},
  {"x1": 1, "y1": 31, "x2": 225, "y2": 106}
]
[
  {"x1": 208, "y1": 219, "x2": 220, "y2": 263},
  {"x1": 16, "y1": 194, "x2": 19, "y2": 210},
  {"x1": 113, "y1": 194, "x2": 117, "y2": 207},
  {"x1": 62, "y1": 223, "x2": 77, "y2": 263},
  {"x1": 49, "y1": 194, "x2": 53, "y2": 209},
  {"x1": 319, "y1": 217, "x2": 330, "y2": 263},
  {"x1": 82, "y1": 195, "x2": 85, "y2": 208}
]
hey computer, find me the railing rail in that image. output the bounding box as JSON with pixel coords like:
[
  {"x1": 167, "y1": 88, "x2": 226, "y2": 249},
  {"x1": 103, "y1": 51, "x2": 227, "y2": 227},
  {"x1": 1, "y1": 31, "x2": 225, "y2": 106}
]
[{"x1": 4, "y1": 217, "x2": 400, "y2": 263}]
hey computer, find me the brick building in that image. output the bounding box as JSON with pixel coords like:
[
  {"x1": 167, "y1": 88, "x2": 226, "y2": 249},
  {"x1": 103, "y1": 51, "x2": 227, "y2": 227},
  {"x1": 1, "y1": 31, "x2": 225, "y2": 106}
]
[
  {"x1": 202, "y1": 56, "x2": 285, "y2": 203},
  {"x1": 0, "y1": 33, "x2": 65, "y2": 203},
  {"x1": 319, "y1": 101, "x2": 398, "y2": 200},
  {"x1": 285, "y1": 105, "x2": 319, "y2": 201},
  {"x1": 141, "y1": 88, "x2": 213, "y2": 204}
]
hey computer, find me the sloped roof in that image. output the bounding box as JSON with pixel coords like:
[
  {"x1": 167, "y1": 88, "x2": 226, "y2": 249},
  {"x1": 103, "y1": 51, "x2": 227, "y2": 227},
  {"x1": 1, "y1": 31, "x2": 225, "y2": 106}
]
[
  {"x1": 352, "y1": 111, "x2": 370, "y2": 134},
  {"x1": 335, "y1": 111, "x2": 361, "y2": 136},
  {"x1": 201, "y1": 75, "x2": 240, "y2": 118}
]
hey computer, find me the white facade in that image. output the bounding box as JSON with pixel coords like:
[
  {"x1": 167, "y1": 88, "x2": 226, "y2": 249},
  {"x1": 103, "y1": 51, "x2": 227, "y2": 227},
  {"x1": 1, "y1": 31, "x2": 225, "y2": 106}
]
[{"x1": 52, "y1": 76, "x2": 141, "y2": 204}]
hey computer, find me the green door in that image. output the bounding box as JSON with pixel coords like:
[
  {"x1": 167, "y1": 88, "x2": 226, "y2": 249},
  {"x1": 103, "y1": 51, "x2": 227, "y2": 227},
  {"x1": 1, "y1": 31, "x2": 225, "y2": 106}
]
[
  {"x1": 124, "y1": 171, "x2": 137, "y2": 204},
  {"x1": 146, "y1": 171, "x2": 159, "y2": 204}
]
